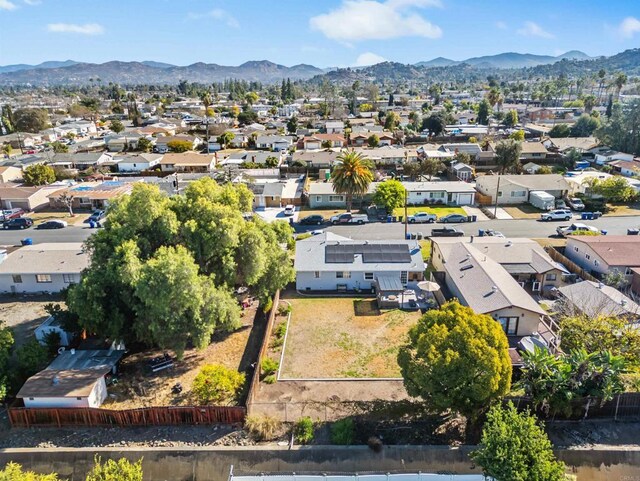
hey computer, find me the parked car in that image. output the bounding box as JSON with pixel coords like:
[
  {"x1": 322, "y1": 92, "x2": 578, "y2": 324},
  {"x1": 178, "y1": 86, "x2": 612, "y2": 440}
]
[
  {"x1": 283, "y1": 205, "x2": 295, "y2": 216},
  {"x1": 87, "y1": 210, "x2": 105, "y2": 222},
  {"x1": 36, "y1": 220, "x2": 68, "y2": 229},
  {"x1": 566, "y1": 197, "x2": 585, "y2": 211},
  {"x1": 540, "y1": 209, "x2": 573, "y2": 222},
  {"x1": 3, "y1": 217, "x2": 33, "y2": 230},
  {"x1": 0, "y1": 208, "x2": 25, "y2": 221},
  {"x1": 479, "y1": 228, "x2": 505, "y2": 238},
  {"x1": 430, "y1": 227, "x2": 464, "y2": 237},
  {"x1": 555, "y1": 198, "x2": 568, "y2": 209},
  {"x1": 299, "y1": 215, "x2": 325, "y2": 226},
  {"x1": 330, "y1": 213, "x2": 367, "y2": 225},
  {"x1": 408, "y1": 212, "x2": 437, "y2": 224},
  {"x1": 439, "y1": 213, "x2": 468, "y2": 224},
  {"x1": 556, "y1": 223, "x2": 600, "y2": 237}
]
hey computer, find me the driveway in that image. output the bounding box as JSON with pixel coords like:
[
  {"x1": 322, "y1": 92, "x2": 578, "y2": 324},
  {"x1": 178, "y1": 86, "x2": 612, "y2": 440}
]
[{"x1": 253, "y1": 207, "x2": 299, "y2": 223}]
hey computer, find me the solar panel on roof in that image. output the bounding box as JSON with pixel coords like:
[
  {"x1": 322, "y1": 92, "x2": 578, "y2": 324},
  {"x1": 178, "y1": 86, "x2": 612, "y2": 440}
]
[{"x1": 325, "y1": 243, "x2": 411, "y2": 264}]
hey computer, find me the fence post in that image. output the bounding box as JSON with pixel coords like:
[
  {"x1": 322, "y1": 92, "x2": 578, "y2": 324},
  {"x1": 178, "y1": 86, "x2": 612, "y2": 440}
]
[{"x1": 614, "y1": 394, "x2": 621, "y2": 421}]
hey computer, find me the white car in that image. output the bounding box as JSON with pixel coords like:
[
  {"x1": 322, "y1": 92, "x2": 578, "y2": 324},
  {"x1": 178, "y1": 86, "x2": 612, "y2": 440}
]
[
  {"x1": 540, "y1": 209, "x2": 573, "y2": 221},
  {"x1": 408, "y1": 212, "x2": 437, "y2": 224},
  {"x1": 283, "y1": 205, "x2": 295, "y2": 216},
  {"x1": 556, "y1": 223, "x2": 600, "y2": 237},
  {"x1": 567, "y1": 197, "x2": 585, "y2": 211}
]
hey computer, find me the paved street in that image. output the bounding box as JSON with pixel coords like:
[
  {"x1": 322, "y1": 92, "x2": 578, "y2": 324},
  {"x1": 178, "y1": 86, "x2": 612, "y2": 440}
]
[{"x1": 0, "y1": 215, "x2": 637, "y2": 246}]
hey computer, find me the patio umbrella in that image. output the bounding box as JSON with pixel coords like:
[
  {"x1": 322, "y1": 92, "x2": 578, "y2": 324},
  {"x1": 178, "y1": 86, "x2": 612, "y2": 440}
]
[{"x1": 417, "y1": 280, "x2": 441, "y2": 292}]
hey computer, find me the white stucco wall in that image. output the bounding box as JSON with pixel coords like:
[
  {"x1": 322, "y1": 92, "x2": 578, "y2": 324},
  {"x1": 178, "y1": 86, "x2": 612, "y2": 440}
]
[
  {"x1": 296, "y1": 270, "x2": 422, "y2": 291},
  {"x1": 0, "y1": 273, "x2": 78, "y2": 294}
]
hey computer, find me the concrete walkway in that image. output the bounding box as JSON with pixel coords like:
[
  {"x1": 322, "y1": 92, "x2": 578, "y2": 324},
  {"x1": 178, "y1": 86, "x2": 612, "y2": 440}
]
[
  {"x1": 462, "y1": 206, "x2": 489, "y2": 221},
  {"x1": 493, "y1": 207, "x2": 513, "y2": 220}
]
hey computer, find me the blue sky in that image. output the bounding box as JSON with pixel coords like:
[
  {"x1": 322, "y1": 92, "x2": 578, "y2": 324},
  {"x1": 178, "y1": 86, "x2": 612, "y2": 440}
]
[{"x1": 1, "y1": 0, "x2": 639, "y2": 67}]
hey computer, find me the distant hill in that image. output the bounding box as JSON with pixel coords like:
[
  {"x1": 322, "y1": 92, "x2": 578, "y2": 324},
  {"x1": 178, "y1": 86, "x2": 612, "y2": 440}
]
[
  {"x1": 414, "y1": 51, "x2": 591, "y2": 69},
  {"x1": 0, "y1": 60, "x2": 324, "y2": 85},
  {"x1": 0, "y1": 60, "x2": 79, "y2": 74}
]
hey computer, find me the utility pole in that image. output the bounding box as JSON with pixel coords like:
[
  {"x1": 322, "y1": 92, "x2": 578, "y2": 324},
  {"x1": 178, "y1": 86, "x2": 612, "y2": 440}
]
[
  {"x1": 404, "y1": 187, "x2": 408, "y2": 239},
  {"x1": 493, "y1": 173, "x2": 501, "y2": 218}
]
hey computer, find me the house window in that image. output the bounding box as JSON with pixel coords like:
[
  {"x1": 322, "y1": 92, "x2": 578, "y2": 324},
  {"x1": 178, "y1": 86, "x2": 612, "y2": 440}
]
[
  {"x1": 545, "y1": 273, "x2": 557, "y2": 281},
  {"x1": 498, "y1": 317, "x2": 519, "y2": 336},
  {"x1": 511, "y1": 191, "x2": 526, "y2": 197},
  {"x1": 585, "y1": 254, "x2": 591, "y2": 260},
  {"x1": 416, "y1": 192, "x2": 422, "y2": 196},
  {"x1": 76, "y1": 397, "x2": 82, "y2": 401},
  {"x1": 574, "y1": 246, "x2": 579, "y2": 252},
  {"x1": 12, "y1": 275, "x2": 22, "y2": 283},
  {"x1": 625, "y1": 267, "x2": 632, "y2": 275},
  {"x1": 336, "y1": 271, "x2": 350, "y2": 279},
  {"x1": 364, "y1": 272, "x2": 374, "y2": 280},
  {"x1": 594, "y1": 260, "x2": 599, "y2": 267},
  {"x1": 400, "y1": 271, "x2": 408, "y2": 284},
  {"x1": 497, "y1": 191, "x2": 503, "y2": 197},
  {"x1": 316, "y1": 196, "x2": 322, "y2": 202},
  {"x1": 314, "y1": 271, "x2": 320, "y2": 279},
  {"x1": 343, "y1": 271, "x2": 351, "y2": 279},
  {"x1": 36, "y1": 274, "x2": 52, "y2": 283},
  {"x1": 329, "y1": 195, "x2": 344, "y2": 202},
  {"x1": 63, "y1": 274, "x2": 76, "y2": 283}
]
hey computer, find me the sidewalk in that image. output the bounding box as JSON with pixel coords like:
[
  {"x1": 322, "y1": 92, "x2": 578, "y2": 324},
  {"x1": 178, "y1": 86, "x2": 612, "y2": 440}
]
[{"x1": 462, "y1": 206, "x2": 489, "y2": 221}]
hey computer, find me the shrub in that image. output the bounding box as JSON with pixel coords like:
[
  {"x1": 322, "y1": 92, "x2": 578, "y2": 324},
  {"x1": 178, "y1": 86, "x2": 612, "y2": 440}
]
[
  {"x1": 245, "y1": 414, "x2": 281, "y2": 441},
  {"x1": 261, "y1": 358, "x2": 279, "y2": 376},
  {"x1": 296, "y1": 233, "x2": 312, "y2": 241},
  {"x1": 293, "y1": 416, "x2": 314, "y2": 444},
  {"x1": 367, "y1": 436, "x2": 383, "y2": 452},
  {"x1": 274, "y1": 322, "x2": 287, "y2": 339},
  {"x1": 192, "y1": 364, "x2": 245, "y2": 404},
  {"x1": 331, "y1": 418, "x2": 355, "y2": 445},
  {"x1": 277, "y1": 304, "x2": 292, "y2": 316},
  {"x1": 42, "y1": 331, "x2": 62, "y2": 357},
  {"x1": 86, "y1": 456, "x2": 143, "y2": 481},
  {"x1": 264, "y1": 374, "x2": 276, "y2": 384},
  {"x1": 262, "y1": 297, "x2": 273, "y2": 314}
]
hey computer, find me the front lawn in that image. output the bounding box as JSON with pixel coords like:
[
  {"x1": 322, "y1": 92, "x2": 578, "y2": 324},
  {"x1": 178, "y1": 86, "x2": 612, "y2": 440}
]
[
  {"x1": 393, "y1": 206, "x2": 466, "y2": 218},
  {"x1": 280, "y1": 296, "x2": 421, "y2": 378}
]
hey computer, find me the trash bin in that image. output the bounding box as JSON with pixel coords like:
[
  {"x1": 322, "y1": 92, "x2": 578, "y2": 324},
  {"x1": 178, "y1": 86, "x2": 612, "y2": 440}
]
[
  {"x1": 478, "y1": 229, "x2": 485, "y2": 237},
  {"x1": 417, "y1": 232, "x2": 423, "y2": 240},
  {"x1": 392, "y1": 216, "x2": 397, "y2": 222},
  {"x1": 593, "y1": 211, "x2": 602, "y2": 219},
  {"x1": 467, "y1": 215, "x2": 473, "y2": 222},
  {"x1": 470, "y1": 215, "x2": 477, "y2": 222},
  {"x1": 411, "y1": 233, "x2": 417, "y2": 240},
  {"x1": 405, "y1": 233, "x2": 411, "y2": 240},
  {"x1": 387, "y1": 215, "x2": 392, "y2": 223},
  {"x1": 398, "y1": 216, "x2": 403, "y2": 223},
  {"x1": 627, "y1": 228, "x2": 639, "y2": 235},
  {"x1": 89, "y1": 220, "x2": 96, "y2": 228},
  {"x1": 601, "y1": 230, "x2": 607, "y2": 235},
  {"x1": 581, "y1": 212, "x2": 592, "y2": 220},
  {"x1": 21, "y1": 238, "x2": 32, "y2": 246}
]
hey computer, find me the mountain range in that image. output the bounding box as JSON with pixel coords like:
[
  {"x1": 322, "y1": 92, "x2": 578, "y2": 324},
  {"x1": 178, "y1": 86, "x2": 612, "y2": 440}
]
[{"x1": 414, "y1": 50, "x2": 592, "y2": 69}]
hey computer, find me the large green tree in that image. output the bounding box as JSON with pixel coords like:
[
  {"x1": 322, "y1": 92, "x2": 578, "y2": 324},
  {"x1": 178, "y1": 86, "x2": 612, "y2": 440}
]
[
  {"x1": 13, "y1": 108, "x2": 49, "y2": 133},
  {"x1": 331, "y1": 150, "x2": 374, "y2": 211},
  {"x1": 397, "y1": 301, "x2": 511, "y2": 419},
  {"x1": 471, "y1": 402, "x2": 567, "y2": 481},
  {"x1": 0, "y1": 321, "x2": 14, "y2": 402},
  {"x1": 590, "y1": 176, "x2": 637, "y2": 203},
  {"x1": 495, "y1": 139, "x2": 522, "y2": 174},
  {"x1": 67, "y1": 180, "x2": 293, "y2": 352},
  {"x1": 23, "y1": 164, "x2": 56, "y2": 186},
  {"x1": 476, "y1": 99, "x2": 491, "y2": 125},
  {"x1": 373, "y1": 180, "x2": 405, "y2": 214}
]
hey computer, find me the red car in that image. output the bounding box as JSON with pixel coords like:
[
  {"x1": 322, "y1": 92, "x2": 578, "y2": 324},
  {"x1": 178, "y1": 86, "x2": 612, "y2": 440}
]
[
  {"x1": 25, "y1": 150, "x2": 36, "y2": 155},
  {"x1": 1, "y1": 208, "x2": 25, "y2": 221}
]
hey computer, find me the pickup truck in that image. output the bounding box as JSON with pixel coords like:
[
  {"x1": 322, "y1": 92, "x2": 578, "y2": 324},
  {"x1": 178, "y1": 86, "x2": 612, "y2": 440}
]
[
  {"x1": 556, "y1": 223, "x2": 600, "y2": 237},
  {"x1": 430, "y1": 227, "x2": 464, "y2": 237},
  {"x1": 408, "y1": 212, "x2": 437, "y2": 224},
  {"x1": 330, "y1": 213, "x2": 368, "y2": 225}
]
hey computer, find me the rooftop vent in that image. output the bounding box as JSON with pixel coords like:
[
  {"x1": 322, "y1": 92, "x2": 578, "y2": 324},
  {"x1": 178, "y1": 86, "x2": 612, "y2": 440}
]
[{"x1": 52, "y1": 375, "x2": 60, "y2": 385}]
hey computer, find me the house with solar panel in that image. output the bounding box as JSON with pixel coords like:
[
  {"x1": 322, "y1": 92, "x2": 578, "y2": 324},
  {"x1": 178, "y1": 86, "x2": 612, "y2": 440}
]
[{"x1": 294, "y1": 233, "x2": 425, "y2": 298}]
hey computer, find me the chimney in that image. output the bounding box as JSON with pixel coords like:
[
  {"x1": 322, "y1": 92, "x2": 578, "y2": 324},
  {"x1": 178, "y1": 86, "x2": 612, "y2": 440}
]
[
  {"x1": 491, "y1": 285, "x2": 498, "y2": 293},
  {"x1": 597, "y1": 282, "x2": 604, "y2": 289},
  {"x1": 70, "y1": 348, "x2": 76, "y2": 355},
  {"x1": 52, "y1": 375, "x2": 60, "y2": 385}
]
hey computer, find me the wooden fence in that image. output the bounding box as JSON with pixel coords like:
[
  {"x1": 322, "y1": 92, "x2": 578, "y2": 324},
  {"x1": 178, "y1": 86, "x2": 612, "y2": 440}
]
[
  {"x1": 8, "y1": 404, "x2": 246, "y2": 428},
  {"x1": 545, "y1": 246, "x2": 598, "y2": 282}
]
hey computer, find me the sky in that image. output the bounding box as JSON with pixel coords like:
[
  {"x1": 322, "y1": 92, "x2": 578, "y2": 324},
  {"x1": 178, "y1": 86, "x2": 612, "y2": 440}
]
[{"x1": 1, "y1": 0, "x2": 639, "y2": 67}]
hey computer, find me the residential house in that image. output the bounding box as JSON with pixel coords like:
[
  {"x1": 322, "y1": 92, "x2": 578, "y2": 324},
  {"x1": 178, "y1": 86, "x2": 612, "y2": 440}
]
[
  {"x1": 308, "y1": 181, "x2": 376, "y2": 208},
  {"x1": 17, "y1": 368, "x2": 110, "y2": 408},
  {"x1": 430, "y1": 239, "x2": 546, "y2": 337},
  {"x1": 104, "y1": 133, "x2": 144, "y2": 152},
  {"x1": 0, "y1": 183, "x2": 58, "y2": 211},
  {"x1": 0, "y1": 243, "x2": 89, "y2": 294},
  {"x1": 439, "y1": 143, "x2": 482, "y2": 159},
  {"x1": 51, "y1": 152, "x2": 112, "y2": 171},
  {"x1": 544, "y1": 137, "x2": 599, "y2": 154},
  {"x1": 417, "y1": 146, "x2": 455, "y2": 162},
  {"x1": 250, "y1": 178, "x2": 303, "y2": 208},
  {"x1": 518, "y1": 142, "x2": 549, "y2": 162},
  {"x1": 325, "y1": 121, "x2": 344, "y2": 134},
  {"x1": 301, "y1": 134, "x2": 346, "y2": 150},
  {"x1": 564, "y1": 236, "x2": 640, "y2": 281},
  {"x1": 291, "y1": 150, "x2": 341, "y2": 168},
  {"x1": 294, "y1": 235, "x2": 425, "y2": 292},
  {"x1": 48, "y1": 181, "x2": 134, "y2": 210},
  {"x1": 220, "y1": 150, "x2": 282, "y2": 167},
  {"x1": 114, "y1": 153, "x2": 164, "y2": 172},
  {"x1": 475, "y1": 174, "x2": 569, "y2": 204},
  {"x1": 527, "y1": 107, "x2": 554, "y2": 122},
  {"x1": 0, "y1": 166, "x2": 23, "y2": 183},
  {"x1": 450, "y1": 162, "x2": 474, "y2": 181},
  {"x1": 353, "y1": 146, "x2": 419, "y2": 165},
  {"x1": 609, "y1": 159, "x2": 640, "y2": 177},
  {"x1": 255, "y1": 135, "x2": 294, "y2": 151},
  {"x1": 564, "y1": 171, "x2": 613, "y2": 196},
  {"x1": 159, "y1": 153, "x2": 216, "y2": 173},
  {"x1": 557, "y1": 280, "x2": 640, "y2": 321},
  {"x1": 154, "y1": 135, "x2": 201, "y2": 154},
  {"x1": 403, "y1": 181, "x2": 476, "y2": 206},
  {"x1": 593, "y1": 149, "x2": 634, "y2": 166}
]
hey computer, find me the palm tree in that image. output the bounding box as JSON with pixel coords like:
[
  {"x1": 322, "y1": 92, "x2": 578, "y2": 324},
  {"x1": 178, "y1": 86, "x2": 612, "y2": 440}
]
[
  {"x1": 495, "y1": 139, "x2": 522, "y2": 174},
  {"x1": 614, "y1": 73, "x2": 627, "y2": 100},
  {"x1": 331, "y1": 150, "x2": 374, "y2": 212},
  {"x1": 597, "y1": 69, "x2": 606, "y2": 104}
]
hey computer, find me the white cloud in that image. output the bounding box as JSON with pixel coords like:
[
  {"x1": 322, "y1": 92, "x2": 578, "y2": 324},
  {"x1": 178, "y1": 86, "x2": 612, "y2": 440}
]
[
  {"x1": 188, "y1": 9, "x2": 239, "y2": 28},
  {"x1": 618, "y1": 16, "x2": 640, "y2": 38},
  {"x1": 23, "y1": 0, "x2": 41, "y2": 5},
  {"x1": 310, "y1": 0, "x2": 442, "y2": 42},
  {"x1": 47, "y1": 23, "x2": 104, "y2": 35},
  {"x1": 0, "y1": 0, "x2": 17, "y2": 10},
  {"x1": 517, "y1": 21, "x2": 555, "y2": 39},
  {"x1": 495, "y1": 21, "x2": 507, "y2": 30},
  {"x1": 355, "y1": 52, "x2": 387, "y2": 66}
]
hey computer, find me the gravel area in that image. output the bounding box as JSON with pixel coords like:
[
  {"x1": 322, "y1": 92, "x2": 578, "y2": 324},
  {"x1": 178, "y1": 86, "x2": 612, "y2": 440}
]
[{"x1": 0, "y1": 296, "x2": 63, "y2": 347}]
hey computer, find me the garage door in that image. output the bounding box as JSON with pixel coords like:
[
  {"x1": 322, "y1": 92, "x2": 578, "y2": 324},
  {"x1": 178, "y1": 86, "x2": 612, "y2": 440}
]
[{"x1": 457, "y1": 194, "x2": 474, "y2": 205}]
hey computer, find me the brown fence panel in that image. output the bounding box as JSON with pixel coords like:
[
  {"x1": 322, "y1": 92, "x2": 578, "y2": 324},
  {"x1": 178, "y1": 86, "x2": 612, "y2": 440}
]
[
  {"x1": 545, "y1": 247, "x2": 598, "y2": 282},
  {"x1": 8, "y1": 405, "x2": 246, "y2": 428}
]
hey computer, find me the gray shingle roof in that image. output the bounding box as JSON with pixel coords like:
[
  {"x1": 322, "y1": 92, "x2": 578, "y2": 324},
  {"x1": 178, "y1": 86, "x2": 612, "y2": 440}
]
[{"x1": 558, "y1": 281, "x2": 640, "y2": 318}]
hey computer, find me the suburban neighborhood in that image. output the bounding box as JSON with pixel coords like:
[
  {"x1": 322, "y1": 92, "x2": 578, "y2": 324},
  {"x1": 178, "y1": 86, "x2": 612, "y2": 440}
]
[{"x1": 0, "y1": 1, "x2": 640, "y2": 480}]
